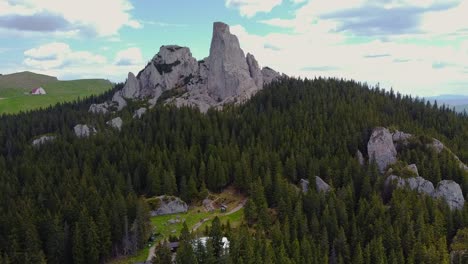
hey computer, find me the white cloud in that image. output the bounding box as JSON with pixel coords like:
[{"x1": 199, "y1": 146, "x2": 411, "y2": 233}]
[
  {"x1": 0, "y1": 0, "x2": 140, "y2": 37},
  {"x1": 230, "y1": 0, "x2": 468, "y2": 96},
  {"x1": 114, "y1": 47, "x2": 143, "y2": 66},
  {"x1": 21, "y1": 42, "x2": 143, "y2": 81},
  {"x1": 23, "y1": 42, "x2": 106, "y2": 70},
  {"x1": 225, "y1": 0, "x2": 283, "y2": 17}
]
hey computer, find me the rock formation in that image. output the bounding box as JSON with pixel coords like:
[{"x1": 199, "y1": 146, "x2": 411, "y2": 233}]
[
  {"x1": 433, "y1": 180, "x2": 465, "y2": 210},
  {"x1": 315, "y1": 176, "x2": 331, "y2": 192},
  {"x1": 300, "y1": 177, "x2": 331, "y2": 193},
  {"x1": 150, "y1": 196, "x2": 188, "y2": 216},
  {"x1": 367, "y1": 127, "x2": 398, "y2": 173},
  {"x1": 385, "y1": 164, "x2": 465, "y2": 210},
  {"x1": 74, "y1": 124, "x2": 97, "y2": 138},
  {"x1": 133, "y1": 107, "x2": 147, "y2": 119},
  {"x1": 32, "y1": 135, "x2": 56, "y2": 146},
  {"x1": 89, "y1": 22, "x2": 283, "y2": 114},
  {"x1": 106, "y1": 117, "x2": 123, "y2": 131},
  {"x1": 356, "y1": 150, "x2": 365, "y2": 166}
]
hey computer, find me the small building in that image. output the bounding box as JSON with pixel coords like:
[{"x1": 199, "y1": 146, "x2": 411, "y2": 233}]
[
  {"x1": 31, "y1": 87, "x2": 46, "y2": 95},
  {"x1": 220, "y1": 204, "x2": 227, "y2": 213}
]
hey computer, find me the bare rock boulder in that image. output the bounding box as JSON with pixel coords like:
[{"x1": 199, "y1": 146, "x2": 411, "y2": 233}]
[
  {"x1": 150, "y1": 196, "x2": 188, "y2": 216},
  {"x1": 368, "y1": 127, "x2": 398, "y2": 173},
  {"x1": 433, "y1": 180, "x2": 465, "y2": 210},
  {"x1": 385, "y1": 174, "x2": 435, "y2": 196},
  {"x1": 133, "y1": 107, "x2": 147, "y2": 119},
  {"x1": 106, "y1": 117, "x2": 123, "y2": 131},
  {"x1": 32, "y1": 135, "x2": 56, "y2": 147},
  {"x1": 356, "y1": 150, "x2": 365, "y2": 166},
  {"x1": 73, "y1": 124, "x2": 97, "y2": 138}
]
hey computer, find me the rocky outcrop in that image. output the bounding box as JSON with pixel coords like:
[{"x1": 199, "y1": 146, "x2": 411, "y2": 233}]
[
  {"x1": 392, "y1": 130, "x2": 413, "y2": 145},
  {"x1": 433, "y1": 180, "x2": 465, "y2": 210},
  {"x1": 73, "y1": 124, "x2": 97, "y2": 138},
  {"x1": 246, "y1": 53, "x2": 263, "y2": 88},
  {"x1": 300, "y1": 177, "x2": 331, "y2": 193},
  {"x1": 89, "y1": 22, "x2": 283, "y2": 114},
  {"x1": 133, "y1": 107, "x2": 147, "y2": 119},
  {"x1": 32, "y1": 135, "x2": 56, "y2": 146},
  {"x1": 357, "y1": 150, "x2": 365, "y2": 166},
  {"x1": 406, "y1": 164, "x2": 419, "y2": 176},
  {"x1": 150, "y1": 196, "x2": 188, "y2": 216},
  {"x1": 385, "y1": 175, "x2": 435, "y2": 196},
  {"x1": 368, "y1": 127, "x2": 398, "y2": 173},
  {"x1": 89, "y1": 102, "x2": 110, "y2": 114},
  {"x1": 106, "y1": 117, "x2": 123, "y2": 131},
  {"x1": 316, "y1": 176, "x2": 331, "y2": 192},
  {"x1": 385, "y1": 164, "x2": 465, "y2": 210},
  {"x1": 261, "y1": 67, "x2": 281, "y2": 85}
]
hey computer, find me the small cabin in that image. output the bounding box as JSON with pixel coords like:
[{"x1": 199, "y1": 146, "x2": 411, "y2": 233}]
[
  {"x1": 31, "y1": 87, "x2": 46, "y2": 95},
  {"x1": 220, "y1": 204, "x2": 227, "y2": 213}
]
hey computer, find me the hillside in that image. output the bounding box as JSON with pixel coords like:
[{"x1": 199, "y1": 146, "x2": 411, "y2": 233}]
[
  {"x1": 0, "y1": 78, "x2": 467, "y2": 263},
  {"x1": 0, "y1": 78, "x2": 113, "y2": 114},
  {"x1": 0, "y1": 71, "x2": 58, "y2": 90}
]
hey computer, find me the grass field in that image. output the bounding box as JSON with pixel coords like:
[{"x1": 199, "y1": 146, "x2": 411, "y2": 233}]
[
  {"x1": 107, "y1": 188, "x2": 245, "y2": 264},
  {"x1": 0, "y1": 79, "x2": 112, "y2": 114}
]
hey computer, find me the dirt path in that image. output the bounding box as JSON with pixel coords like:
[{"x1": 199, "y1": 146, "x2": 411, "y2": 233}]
[
  {"x1": 226, "y1": 199, "x2": 247, "y2": 215},
  {"x1": 146, "y1": 245, "x2": 156, "y2": 263},
  {"x1": 191, "y1": 217, "x2": 211, "y2": 232}
]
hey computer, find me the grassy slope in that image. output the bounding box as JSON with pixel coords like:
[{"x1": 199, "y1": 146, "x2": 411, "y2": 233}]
[
  {"x1": 0, "y1": 71, "x2": 58, "y2": 90},
  {"x1": 108, "y1": 188, "x2": 245, "y2": 264},
  {"x1": 0, "y1": 79, "x2": 112, "y2": 114}
]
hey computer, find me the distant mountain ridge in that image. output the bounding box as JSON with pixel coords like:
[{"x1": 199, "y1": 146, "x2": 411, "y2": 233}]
[{"x1": 426, "y1": 94, "x2": 468, "y2": 113}]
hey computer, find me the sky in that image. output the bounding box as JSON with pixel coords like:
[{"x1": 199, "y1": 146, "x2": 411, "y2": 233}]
[{"x1": 0, "y1": 0, "x2": 467, "y2": 97}]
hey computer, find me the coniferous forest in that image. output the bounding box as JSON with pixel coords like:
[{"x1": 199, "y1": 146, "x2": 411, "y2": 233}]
[{"x1": 0, "y1": 78, "x2": 467, "y2": 264}]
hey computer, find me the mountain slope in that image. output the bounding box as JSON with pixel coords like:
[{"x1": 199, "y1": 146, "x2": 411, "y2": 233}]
[
  {"x1": 0, "y1": 77, "x2": 467, "y2": 263},
  {"x1": 0, "y1": 71, "x2": 58, "y2": 91},
  {"x1": 0, "y1": 77, "x2": 112, "y2": 114}
]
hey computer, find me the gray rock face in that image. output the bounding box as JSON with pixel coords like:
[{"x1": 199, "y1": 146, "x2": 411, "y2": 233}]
[
  {"x1": 392, "y1": 130, "x2": 413, "y2": 145},
  {"x1": 385, "y1": 175, "x2": 435, "y2": 196},
  {"x1": 407, "y1": 164, "x2": 419, "y2": 176},
  {"x1": 206, "y1": 22, "x2": 260, "y2": 103},
  {"x1": 106, "y1": 117, "x2": 123, "y2": 131},
  {"x1": 368, "y1": 127, "x2": 398, "y2": 173},
  {"x1": 89, "y1": 22, "x2": 284, "y2": 114},
  {"x1": 73, "y1": 124, "x2": 97, "y2": 138},
  {"x1": 299, "y1": 177, "x2": 330, "y2": 193},
  {"x1": 357, "y1": 150, "x2": 365, "y2": 166},
  {"x1": 150, "y1": 196, "x2": 188, "y2": 216},
  {"x1": 133, "y1": 107, "x2": 147, "y2": 119},
  {"x1": 32, "y1": 135, "x2": 55, "y2": 146},
  {"x1": 89, "y1": 102, "x2": 109, "y2": 114},
  {"x1": 299, "y1": 179, "x2": 309, "y2": 193},
  {"x1": 121, "y1": 72, "x2": 141, "y2": 99},
  {"x1": 430, "y1": 138, "x2": 445, "y2": 153},
  {"x1": 315, "y1": 176, "x2": 331, "y2": 192},
  {"x1": 261, "y1": 67, "x2": 281, "y2": 85},
  {"x1": 246, "y1": 53, "x2": 263, "y2": 88},
  {"x1": 433, "y1": 180, "x2": 465, "y2": 210}
]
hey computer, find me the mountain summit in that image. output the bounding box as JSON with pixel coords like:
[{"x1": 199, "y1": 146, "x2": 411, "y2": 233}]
[{"x1": 90, "y1": 22, "x2": 282, "y2": 114}]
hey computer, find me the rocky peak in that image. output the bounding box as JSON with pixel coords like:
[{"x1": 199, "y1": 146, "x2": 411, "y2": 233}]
[
  {"x1": 207, "y1": 21, "x2": 258, "y2": 101},
  {"x1": 89, "y1": 22, "x2": 284, "y2": 114}
]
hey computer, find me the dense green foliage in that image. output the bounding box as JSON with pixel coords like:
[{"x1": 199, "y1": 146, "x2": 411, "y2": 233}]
[{"x1": 0, "y1": 78, "x2": 467, "y2": 263}]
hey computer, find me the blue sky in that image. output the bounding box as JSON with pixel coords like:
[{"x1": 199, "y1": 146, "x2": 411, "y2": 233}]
[{"x1": 1, "y1": 0, "x2": 467, "y2": 96}]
